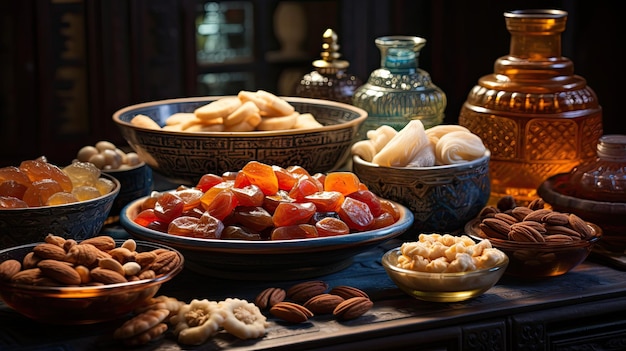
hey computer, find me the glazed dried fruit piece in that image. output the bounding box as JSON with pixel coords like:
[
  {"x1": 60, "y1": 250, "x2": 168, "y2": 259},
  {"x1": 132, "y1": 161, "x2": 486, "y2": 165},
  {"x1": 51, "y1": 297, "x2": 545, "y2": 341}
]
[{"x1": 333, "y1": 297, "x2": 373, "y2": 321}]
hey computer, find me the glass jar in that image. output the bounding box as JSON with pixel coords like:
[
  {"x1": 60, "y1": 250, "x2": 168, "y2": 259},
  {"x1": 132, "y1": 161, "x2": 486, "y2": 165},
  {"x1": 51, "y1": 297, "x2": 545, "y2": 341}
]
[
  {"x1": 295, "y1": 29, "x2": 362, "y2": 104},
  {"x1": 459, "y1": 9, "x2": 603, "y2": 206},
  {"x1": 352, "y1": 36, "x2": 446, "y2": 137},
  {"x1": 569, "y1": 134, "x2": 626, "y2": 202}
]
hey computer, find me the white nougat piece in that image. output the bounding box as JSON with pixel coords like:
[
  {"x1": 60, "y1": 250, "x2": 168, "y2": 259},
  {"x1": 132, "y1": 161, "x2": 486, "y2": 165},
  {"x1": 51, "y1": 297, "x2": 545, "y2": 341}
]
[
  {"x1": 425, "y1": 124, "x2": 471, "y2": 144},
  {"x1": 435, "y1": 130, "x2": 486, "y2": 164},
  {"x1": 366, "y1": 125, "x2": 398, "y2": 152},
  {"x1": 372, "y1": 120, "x2": 430, "y2": 167},
  {"x1": 406, "y1": 142, "x2": 436, "y2": 167}
]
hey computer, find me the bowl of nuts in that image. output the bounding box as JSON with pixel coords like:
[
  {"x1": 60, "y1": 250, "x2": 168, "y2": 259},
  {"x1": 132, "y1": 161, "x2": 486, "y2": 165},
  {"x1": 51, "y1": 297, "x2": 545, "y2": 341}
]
[
  {"x1": 0, "y1": 235, "x2": 183, "y2": 324},
  {"x1": 74, "y1": 140, "x2": 154, "y2": 221},
  {"x1": 381, "y1": 234, "x2": 509, "y2": 302},
  {"x1": 0, "y1": 157, "x2": 121, "y2": 249},
  {"x1": 112, "y1": 92, "x2": 368, "y2": 185},
  {"x1": 465, "y1": 197, "x2": 603, "y2": 278}
]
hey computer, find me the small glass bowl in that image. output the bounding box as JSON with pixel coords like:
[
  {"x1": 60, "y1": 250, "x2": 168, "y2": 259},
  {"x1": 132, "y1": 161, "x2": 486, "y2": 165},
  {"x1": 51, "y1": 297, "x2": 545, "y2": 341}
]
[
  {"x1": 465, "y1": 218, "x2": 602, "y2": 278},
  {"x1": 381, "y1": 246, "x2": 508, "y2": 303},
  {"x1": 0, "y1": 240, "x2": 183, "y2": 325}
]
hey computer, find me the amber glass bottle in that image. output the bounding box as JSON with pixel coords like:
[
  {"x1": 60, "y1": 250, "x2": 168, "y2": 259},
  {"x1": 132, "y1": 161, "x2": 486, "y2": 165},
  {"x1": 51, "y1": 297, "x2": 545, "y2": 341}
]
[{"x1": 459, "y1": 9, "x2": 603, "y2": 206}]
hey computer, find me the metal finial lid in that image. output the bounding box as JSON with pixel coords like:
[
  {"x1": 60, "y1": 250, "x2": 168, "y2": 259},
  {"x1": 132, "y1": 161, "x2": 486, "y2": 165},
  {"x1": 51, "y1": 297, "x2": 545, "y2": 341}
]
[{"x1": 313, "y1": 28, "x2": 349, "y2": 70}]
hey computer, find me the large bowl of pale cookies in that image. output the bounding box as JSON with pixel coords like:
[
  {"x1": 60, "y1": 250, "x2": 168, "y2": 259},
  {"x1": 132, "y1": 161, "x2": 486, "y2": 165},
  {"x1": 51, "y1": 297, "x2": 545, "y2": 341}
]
[{"x1": 112, "y1": 92, "x2": 368, "y2": 185}]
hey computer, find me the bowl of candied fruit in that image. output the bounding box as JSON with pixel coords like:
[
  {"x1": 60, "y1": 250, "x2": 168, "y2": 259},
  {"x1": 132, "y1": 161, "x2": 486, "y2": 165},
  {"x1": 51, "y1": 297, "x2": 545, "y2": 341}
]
[
  {"x1": 120, "y1": 161, "x2": 414, "y2": 280},
  {"x1": 0, "y1": 157, "x2": 120, "y2": 249},
  {"x1": 382, "y1": 234, "x2": 509, "y2": 302},
  {"x1": 112, "y1": 91, "x2": 368, "y2": 185}
]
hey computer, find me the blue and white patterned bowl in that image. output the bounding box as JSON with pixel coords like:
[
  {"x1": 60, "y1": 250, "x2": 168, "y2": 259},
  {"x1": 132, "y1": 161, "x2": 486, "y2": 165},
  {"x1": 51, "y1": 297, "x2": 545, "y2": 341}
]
[
  {"x1": 352, "y1": 150, "x2": 491, "y2": 234},
  {"x1": 113, "y1": 96, "x2": 368, "y2": 185}
]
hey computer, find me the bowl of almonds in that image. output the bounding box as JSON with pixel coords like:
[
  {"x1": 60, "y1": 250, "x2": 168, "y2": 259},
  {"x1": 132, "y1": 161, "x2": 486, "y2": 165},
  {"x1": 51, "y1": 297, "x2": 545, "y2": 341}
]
[
  {"x1": 112, "y1": 92, "x2": 368, "y2": 185},
  {"x1": 465, "y1": 197, "x2": 602, "y2": 278},
  {"x1": 0, "y1": 234, "x2": 183, "y2": 324}
]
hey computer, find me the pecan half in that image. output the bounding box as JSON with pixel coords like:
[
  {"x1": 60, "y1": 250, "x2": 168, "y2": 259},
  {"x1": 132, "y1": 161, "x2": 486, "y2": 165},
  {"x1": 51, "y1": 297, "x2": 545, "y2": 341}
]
[
  {"x1": 333, "y1": 297, "x2": 373, "y2": 321},
  {"x1": 255, "y1": 287, "x2": 286, "y2": 309},
  {"x1": 270, "y1": 301, "x2": 313, "y2": 323},
  {"x1": 303, "y1": 294, "x2": 345, "y2": 314},
  {"x1": 286, "y1": 280, "x2": 328, "y2": 303},
  {"x1": 329, "y1": 286, "x2": 370, "y2": 300}
]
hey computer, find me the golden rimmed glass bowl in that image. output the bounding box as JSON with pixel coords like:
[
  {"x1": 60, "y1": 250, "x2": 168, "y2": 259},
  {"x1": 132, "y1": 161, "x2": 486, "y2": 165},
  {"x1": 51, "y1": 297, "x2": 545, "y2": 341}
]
[
  {"x1": 0, "y1": 240, "x2": 183, "y2": 325},
  {"x1": 381, "y1": 246, "x2": 508, "y2": 302}
]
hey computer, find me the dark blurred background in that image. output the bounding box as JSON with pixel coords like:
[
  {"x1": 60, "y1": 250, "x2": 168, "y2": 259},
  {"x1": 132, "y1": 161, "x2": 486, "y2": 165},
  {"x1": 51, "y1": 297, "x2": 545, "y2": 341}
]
[{"x1": 1, "y1": 0, "x2": 621, "y2": 167}]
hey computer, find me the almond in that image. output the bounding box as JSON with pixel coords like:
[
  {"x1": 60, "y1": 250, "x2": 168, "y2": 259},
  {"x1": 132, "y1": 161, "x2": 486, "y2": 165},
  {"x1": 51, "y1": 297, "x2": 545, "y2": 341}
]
[
  {"x1": 523, "y1": 209, "x2": 552, "y2": 222},
  {"x1": 568, "y1": 213, "x2": 595, "y2": 239},
  {"x1": 255, "y1": 287, "x2": 286, "y2": 309},
  {"x1": 527, "y1": 198, "x2": 545, "y2": 210},
  {"x1": 66, "y1": 243, "x2": 101, "y2": 267},
  {"x1": 541, "y1": 212, "x2": 570, "y2": 226},
  {"x1": 38, "y1": 259, "x2": 82, "y2": 285},
  {"x1": 493, "y1": 212, "x2": 518, "y2": 225},
  {"x1": 134, "y1": 251, "x2": 158, "y2": 268},
  {"x1": 22, "y1": 252, "x2": 40, "y2": 269},
  {"x1": 33, "y1": 243, "x2": 67, "y2": 261},
  {"x1": 544, "y1": 225, "x2": 583, "y2": 239},
  {"x1": 286, "y1": 280, "x2": 329, "y2": 303},
  {"x1": 98, "y1": 257, "x2": 126, "y2": 276},
  {"x1": 270, "y1": 301, "x2": 313, "y2": 323},
  {"x1": 0, "y1": 259, "x2": 22, "y2": 281},
  {"x1": 108, "y1": 247, "x2": 135, "y2": 264},
  {"x1": 80, "y1": 235, "x2": 116, "y2": 251},
  {"x1": 329, "y1": 285, "x2": 370, "y2": 300},
  {"x1": 333, "y1": 296, "x2": 373, "y2": 320},
  {"x1": 508, "y1": 223, "x2": 544, "y2": 242},
  {"x1": 510, "y1": 206, "x2": 533, "y2": 221},
  {"x1": 149, "y1": 251, "x2": 179, "y2": 275},
  {"x1": 480, "y1": 218, "x2": 511, "y2": 239},
  {"x1": 11, "y1": 268, "x2": 44, "y2": 285},
  {"x1": 90, "y1": 266, "x2": 127, "y2": 284},
  {"x1": 44, "y1": 233, "x2": 66, "y2": 247},
  {"x1": 303, "y1": 294, "x2": 345, "y2": 314}
]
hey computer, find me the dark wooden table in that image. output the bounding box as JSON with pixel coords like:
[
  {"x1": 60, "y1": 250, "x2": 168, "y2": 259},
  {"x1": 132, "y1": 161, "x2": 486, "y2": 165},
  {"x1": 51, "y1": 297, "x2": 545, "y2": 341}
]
[{"x1": 1, "y1": 230, "x2": 626, "y2": 351}]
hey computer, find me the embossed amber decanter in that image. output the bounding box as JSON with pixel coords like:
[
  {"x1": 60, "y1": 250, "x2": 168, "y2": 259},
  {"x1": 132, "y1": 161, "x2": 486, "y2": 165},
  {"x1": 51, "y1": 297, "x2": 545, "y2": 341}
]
[
  {"x1": 295, "y1": 29, "x2": 362, "y2": 104},
  {"x1": 353, "y1": 36, "x2": 446, "y2": 137},
  {"x1": 459, "y1": 9, "x2": 603, "y2": 206}
]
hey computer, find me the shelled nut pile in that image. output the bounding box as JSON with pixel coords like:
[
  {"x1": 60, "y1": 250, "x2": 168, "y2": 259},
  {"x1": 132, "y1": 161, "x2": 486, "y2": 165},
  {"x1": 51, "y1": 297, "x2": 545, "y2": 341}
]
[
  {"x1": 256, "y1": 280, "x2": 374, "y2": 323},
  {"x1": 477, "y1": 197, "x2": 595, "y2": 243}
]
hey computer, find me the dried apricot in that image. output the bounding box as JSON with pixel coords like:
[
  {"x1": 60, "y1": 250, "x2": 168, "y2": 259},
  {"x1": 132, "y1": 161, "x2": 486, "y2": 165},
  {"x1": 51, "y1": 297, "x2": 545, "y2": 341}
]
[
  {"x1": 338, "y1": 197, "x2": 374, "y2": 231},
  {"x1": 272, "y1": 202, "x2": 317, "y2": 227},
  {"x1": 271, "y1": 224, "x2": 318, "y2": 240},
  {"x1": 315, "y1": 217, "x2": 350, "y2": 236},
  {"x1": 242, "y1": 161, "x2": 278, "y2": 195},
  {"x1": 324, "y1": 172, "x2": 361, "y2": 196}
]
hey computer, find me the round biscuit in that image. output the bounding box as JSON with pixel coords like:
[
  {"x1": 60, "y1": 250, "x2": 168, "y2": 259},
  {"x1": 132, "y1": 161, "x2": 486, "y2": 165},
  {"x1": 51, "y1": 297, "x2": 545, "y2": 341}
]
[
  {"x1": 256, "y1": 112, "x2": 299, "y2": 131},
  {"x1": 165, "y1": 113, "x2": 196, "y2": 126},
  {"x1": 224, "y1": 113, "x2": 261, "y2": 132}
]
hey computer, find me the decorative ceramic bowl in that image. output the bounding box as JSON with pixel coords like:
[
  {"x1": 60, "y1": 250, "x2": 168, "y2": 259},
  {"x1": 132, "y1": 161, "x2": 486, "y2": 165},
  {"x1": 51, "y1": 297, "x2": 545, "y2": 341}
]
[
  {"x1": 537, "y1": 173, "x2": 626, "y2": 253},
  {"x1": 102, "y1": 162, "x2": 153, "y2": 222},
  {"x1": 119, "y1": 197, "x2": 414, "y2": 281},
  {"x1": 351, "y1": 150, "x2": 491, "y2": 234},
  {"x1": 381, "y1": 246, "x2": 508, "y2": 302},
  {"x1": 0, "y1": 174, "x2": 120, "y2": 249},
  {"x1": 0, "y1": 240, "x2": 183, "y2": 324},
  {"x1": 465, "y1": 218, "x2": 602, "y2": 278},
  {"x1": 112, "y1": 96, "x2": 368, "y2": 185}
]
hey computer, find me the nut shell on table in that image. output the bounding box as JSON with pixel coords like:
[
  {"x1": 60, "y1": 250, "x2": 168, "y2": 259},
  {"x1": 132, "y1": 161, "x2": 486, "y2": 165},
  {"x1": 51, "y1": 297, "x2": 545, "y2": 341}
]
[
  {"x1": 286, "y1": 280, "x2": 329, "y2": 303},
  {"x1": 255, "y1": 287, "x2": 286, "y2": 309},
  {"x1": 303, "y1": 294, "x2": 345, "y2": 314},
  {"x1": 333, "y1": 297, "x2": 373, "y2": 321},
  {"x1": 328, "y1": 286, "x2": 370, "y2": 300},
  {"x1": 270, "y1": 301, "x2": 314, "y2": 323}
]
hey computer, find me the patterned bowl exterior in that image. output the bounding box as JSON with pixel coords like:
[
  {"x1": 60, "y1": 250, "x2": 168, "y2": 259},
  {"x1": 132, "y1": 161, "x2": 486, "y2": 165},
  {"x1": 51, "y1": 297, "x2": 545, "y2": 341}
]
[
  {"x1": 352, "y1": 151, "x2": 491, "y2": 234},
  {"x1": 113, "y1": 96, "x2": 368, "y2": 185},
  {"x1": 0, "y1": 174, "x2": 120, "y2": 249}
]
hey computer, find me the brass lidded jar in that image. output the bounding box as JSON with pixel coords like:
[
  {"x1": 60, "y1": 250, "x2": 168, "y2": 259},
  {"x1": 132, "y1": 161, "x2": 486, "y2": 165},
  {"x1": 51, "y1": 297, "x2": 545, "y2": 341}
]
[
  {"x1": 295, "y1": 29, "x2": 362, "y2": 104},
  {"x1": 459, "y1": 9, "x2": 603, "y2": 206}
]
